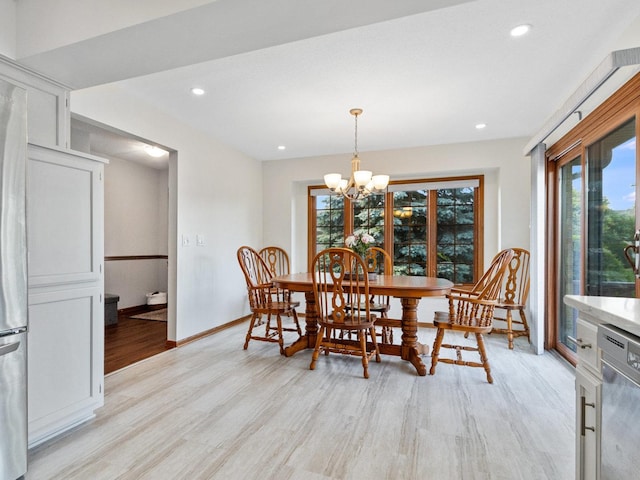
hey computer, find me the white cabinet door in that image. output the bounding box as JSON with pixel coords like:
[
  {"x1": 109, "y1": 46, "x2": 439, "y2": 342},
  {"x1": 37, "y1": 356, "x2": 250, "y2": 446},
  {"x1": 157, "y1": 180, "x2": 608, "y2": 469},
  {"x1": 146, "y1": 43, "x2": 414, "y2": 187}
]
[
  {"x1": 0, "y1": 58, "x2": 69, "y2": 148},
  {"x1": 27, "y1": 287, "x2": 103, "y2": 445},
  {"x1": 576, "y1": 367, "x2": 601, "y2": 480},
  {"x1": 27, "y1": 144, "x2": 103, "y2": 287},
  {"x1": 26, "y1": 144, "x2": 105, "y2": 447}
]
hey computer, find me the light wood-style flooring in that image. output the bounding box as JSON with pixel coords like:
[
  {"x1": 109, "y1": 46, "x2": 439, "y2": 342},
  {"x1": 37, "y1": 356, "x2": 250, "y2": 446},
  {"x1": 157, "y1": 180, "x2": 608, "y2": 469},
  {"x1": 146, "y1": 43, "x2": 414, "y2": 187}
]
[{"x1": 28, "y1": 323, "x2": 576, "y2": 480}]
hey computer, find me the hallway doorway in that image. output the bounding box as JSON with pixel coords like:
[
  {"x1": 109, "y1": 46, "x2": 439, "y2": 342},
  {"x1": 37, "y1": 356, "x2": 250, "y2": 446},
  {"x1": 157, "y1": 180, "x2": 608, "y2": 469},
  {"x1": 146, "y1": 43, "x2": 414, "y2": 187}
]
[{"x1": 70, "y1": 114, "x2": 176, "y2": 372}]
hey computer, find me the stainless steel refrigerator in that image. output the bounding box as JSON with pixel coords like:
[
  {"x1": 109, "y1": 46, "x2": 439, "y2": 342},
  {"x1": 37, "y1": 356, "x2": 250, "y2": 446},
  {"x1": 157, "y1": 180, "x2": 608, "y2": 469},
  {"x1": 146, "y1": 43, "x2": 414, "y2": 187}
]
[{"x1": 0, "y1": 78, "x2": 28, "y2": 479}]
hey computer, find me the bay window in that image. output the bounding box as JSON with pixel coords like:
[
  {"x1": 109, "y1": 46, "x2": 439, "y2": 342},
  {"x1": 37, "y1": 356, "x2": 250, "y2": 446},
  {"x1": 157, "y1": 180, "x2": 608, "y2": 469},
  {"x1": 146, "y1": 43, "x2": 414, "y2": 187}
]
[{"x1": 309, "y1": 175, "x2": 483, "y2": 285}]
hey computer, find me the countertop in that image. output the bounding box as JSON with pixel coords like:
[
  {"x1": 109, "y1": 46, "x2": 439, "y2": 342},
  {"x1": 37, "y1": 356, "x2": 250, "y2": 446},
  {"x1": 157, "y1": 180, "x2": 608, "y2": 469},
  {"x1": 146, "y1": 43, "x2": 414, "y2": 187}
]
[{"x1": 564, "y1": 295, "x2": 640, "y2": 337}]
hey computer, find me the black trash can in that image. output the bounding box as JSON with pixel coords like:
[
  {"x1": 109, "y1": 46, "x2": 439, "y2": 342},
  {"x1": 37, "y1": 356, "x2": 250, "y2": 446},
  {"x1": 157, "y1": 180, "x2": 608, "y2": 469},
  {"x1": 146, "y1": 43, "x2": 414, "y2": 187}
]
[{"x1": 105, "y1": 294, "x2": 120, "y2": 326}]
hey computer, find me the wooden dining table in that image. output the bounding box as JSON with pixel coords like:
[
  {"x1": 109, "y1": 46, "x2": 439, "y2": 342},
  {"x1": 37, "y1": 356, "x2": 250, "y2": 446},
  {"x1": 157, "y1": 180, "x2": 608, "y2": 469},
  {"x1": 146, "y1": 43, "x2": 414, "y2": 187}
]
[{"x1": 272, "y1": 273, "x2": 453, "y2": 376}]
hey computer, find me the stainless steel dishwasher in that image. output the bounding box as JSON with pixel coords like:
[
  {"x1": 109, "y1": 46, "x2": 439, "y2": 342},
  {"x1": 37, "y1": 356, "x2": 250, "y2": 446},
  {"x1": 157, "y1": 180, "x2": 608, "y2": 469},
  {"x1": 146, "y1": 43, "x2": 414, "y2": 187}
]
[{"x1": 598, "y1": 324, "x2": 640, "y2": 480}]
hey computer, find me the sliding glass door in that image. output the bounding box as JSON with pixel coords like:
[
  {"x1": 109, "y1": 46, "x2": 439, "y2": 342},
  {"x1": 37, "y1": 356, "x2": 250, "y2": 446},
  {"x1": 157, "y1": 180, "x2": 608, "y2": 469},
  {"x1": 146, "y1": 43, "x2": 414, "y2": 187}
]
[
  {"x1": 549, "y1": 73, "x2": 640, "y2": 362},
  {"x1": 552, "y1": 117, "x2": 638, "y2": 357}
]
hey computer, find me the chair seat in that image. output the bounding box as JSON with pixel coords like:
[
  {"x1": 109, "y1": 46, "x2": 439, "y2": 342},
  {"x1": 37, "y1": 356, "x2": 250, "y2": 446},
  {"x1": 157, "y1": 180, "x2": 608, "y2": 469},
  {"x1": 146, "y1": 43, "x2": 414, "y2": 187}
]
[
  {"x1": 495, "y1": 301, "x2": 524, "y2": 310},
  {"x1": 433, "y1": 314, "x2": 493, "y2": 334},
  {"x1": 254, "y1": 301, "x2": 297, "y2": 314},
  {"x1": 433, "y1": 320, "x2": 493, "y2": 334},
  {"x1": 345, "y1": 303, "x2": 389, "y2": 312},
  {"x1": 319, "y1": 313, "x2": 377, "y2": 330},
  {"x1": 369, "y1": 303, "x2": 390, "y2": 312}
]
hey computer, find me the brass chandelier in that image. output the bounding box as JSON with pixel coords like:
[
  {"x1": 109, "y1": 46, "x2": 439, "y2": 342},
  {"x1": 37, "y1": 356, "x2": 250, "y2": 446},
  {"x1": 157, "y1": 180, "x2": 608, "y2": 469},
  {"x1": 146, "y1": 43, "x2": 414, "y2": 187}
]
[{"x1": 324, "y1": 108, "x2": 389, "y2": 200}]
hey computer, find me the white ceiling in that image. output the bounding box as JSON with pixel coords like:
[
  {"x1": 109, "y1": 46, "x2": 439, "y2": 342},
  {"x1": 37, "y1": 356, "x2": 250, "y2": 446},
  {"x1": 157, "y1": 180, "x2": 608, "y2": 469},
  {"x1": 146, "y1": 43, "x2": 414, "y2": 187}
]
[{"x1": 18, "y1": 0, "x2": 640, "y2": 164}]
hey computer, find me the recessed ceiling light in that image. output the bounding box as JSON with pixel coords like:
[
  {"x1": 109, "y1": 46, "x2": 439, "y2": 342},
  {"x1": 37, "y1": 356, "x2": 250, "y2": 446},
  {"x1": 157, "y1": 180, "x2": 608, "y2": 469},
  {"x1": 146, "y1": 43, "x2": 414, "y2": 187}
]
[
  {"x1": 277, "y1": 145, "x2": 286, "y2": 150},
  {"x1": 144, "y1": 145, "x2": 167, "y2": 157},
  {"x1": 190, "y1": 87, "x2": 205, "y2": 96},
  {"x1": 475, "y1": 123, "x2": 486, "y2": 130},
  {"x1": 510, "y1": 24, "x2": 531, "y2": 37}
]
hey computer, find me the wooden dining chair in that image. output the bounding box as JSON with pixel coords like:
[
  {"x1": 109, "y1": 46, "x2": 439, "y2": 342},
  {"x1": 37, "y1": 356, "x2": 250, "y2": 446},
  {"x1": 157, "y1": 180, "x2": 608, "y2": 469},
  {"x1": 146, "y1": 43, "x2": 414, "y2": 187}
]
[
  {"x1": 429, "y1": 248, "x2": 514, "y2": 383},
  {"x1": 364, "y1": 246, "x2": 396, "y2": 344},
  {"x1": 259, "y1": 245, "x2": 300, "y2": 307},
  {"x1": 259, "y1": 245, "x2": 291, "y2": 277},
  {"x1": 237, "y1": 246, "x2": 301, "y2": 354},
  {"x1": 311, "y1": 248, "x2": 381, "y2": 379},
  {"x1": 490, "y1": 248, "x2": 531, "y2": 349}
]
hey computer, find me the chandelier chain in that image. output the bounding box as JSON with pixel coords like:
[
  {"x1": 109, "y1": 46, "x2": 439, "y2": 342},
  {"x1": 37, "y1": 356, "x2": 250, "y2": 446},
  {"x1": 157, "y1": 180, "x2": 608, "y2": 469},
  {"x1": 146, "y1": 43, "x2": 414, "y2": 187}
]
[{"x1": 353, "y1": 111, "x2": 359, "y2": 156}]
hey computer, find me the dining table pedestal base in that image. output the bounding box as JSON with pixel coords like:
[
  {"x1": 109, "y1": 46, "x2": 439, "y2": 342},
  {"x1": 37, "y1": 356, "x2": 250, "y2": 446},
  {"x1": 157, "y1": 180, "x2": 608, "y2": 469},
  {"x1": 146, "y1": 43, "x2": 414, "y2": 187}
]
[
  {"x1": 284, "y1": 293, "x2": 430, "y2": 375},
  {"x1": 274, "y1": 273, "x2": 452, "y2": 376}
]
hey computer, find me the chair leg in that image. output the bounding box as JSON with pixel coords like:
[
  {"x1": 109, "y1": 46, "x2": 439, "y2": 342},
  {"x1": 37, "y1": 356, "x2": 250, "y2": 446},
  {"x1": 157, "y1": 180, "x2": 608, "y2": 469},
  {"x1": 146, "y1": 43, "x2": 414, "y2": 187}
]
[
  {"x1": 430, "y1": 328, "x2": 445, "y2": 375},
  {"x1": 264, "y1": 312, "x2": 273, "y2": 337},
  {"x1": 276, "y1": 314, "x2": 285, "y2": 355},
  {"x1": 244, "y1": 313, "x2": 260, "y2": 350},
  {"x1": 475, "y1": 333, "x2": 493, "y2": 384},
  {"x1": 520, "y1": 309, "x2": 531, "y2": 343},
  {"x1": 325, "y1": 327, "x2": 332, "y2": 355},
  {"x1": 292, "y1": 310, "x2": 302, "y2": 337},
  {"x1": 506, "y1": 310, "x2": 514, "y2": 350},
  {"x1": 359, "y1": 330, "x2": 370, "y2": 379},
  {"x1": 369, "y1": 327, "x2": 381, "y2": 363},
  {"x1": 310, "y1": 326, "x2": 325, "y2": 370}
]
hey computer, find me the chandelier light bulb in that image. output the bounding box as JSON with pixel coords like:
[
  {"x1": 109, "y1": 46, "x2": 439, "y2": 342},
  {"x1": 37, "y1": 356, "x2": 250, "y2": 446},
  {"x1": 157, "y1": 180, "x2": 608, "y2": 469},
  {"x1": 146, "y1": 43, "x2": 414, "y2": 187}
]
[
  {"x1": 354, "y1": 170, "x2": 373, "y2": 187},
  {"x1": 372, "y1": 174, "x2": 390, "y2": 190},
  {"x1": 324, "y1": 173, "x2": 342, "y2": 189}
]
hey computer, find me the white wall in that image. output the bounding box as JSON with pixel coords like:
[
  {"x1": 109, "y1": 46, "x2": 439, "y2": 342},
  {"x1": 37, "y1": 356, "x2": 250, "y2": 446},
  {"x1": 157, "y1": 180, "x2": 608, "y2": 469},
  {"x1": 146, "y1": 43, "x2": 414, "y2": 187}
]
[
  {"x1": 0, "y1": 1, "x2": 16, "y2": 58},
  {"x1": 71, "y1": 81, "x2": 530, "y2": 342},
  {"x1": 262, "y1": 137, "x2": 531, "y2": 327},
  {"x1": 103, "y1": 157, "x2": 168, "y2": 309},
  {"x1": 263, "y1": 138, "x2": 531, "y2": 268},
  {"x1": 71, "y1": 83, "x2": 262, "y2": 341}
]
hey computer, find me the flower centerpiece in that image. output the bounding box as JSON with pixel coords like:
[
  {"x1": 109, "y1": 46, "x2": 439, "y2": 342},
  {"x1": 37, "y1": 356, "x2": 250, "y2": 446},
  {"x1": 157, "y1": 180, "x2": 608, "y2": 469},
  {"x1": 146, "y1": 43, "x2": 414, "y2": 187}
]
[
  {"x1": 345, "y1": 231, "x2": 377, "y2": 280},
  {"x1": 345, "y1": 231, "x2": 375, "y2": 258}
]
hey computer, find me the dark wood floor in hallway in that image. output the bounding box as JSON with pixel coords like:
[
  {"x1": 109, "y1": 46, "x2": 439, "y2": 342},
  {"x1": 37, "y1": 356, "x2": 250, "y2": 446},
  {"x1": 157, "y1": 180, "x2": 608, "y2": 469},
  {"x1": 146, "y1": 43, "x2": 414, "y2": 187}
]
[{"x1": 104, "y1": 312, "x2": 172, "y2": 374}]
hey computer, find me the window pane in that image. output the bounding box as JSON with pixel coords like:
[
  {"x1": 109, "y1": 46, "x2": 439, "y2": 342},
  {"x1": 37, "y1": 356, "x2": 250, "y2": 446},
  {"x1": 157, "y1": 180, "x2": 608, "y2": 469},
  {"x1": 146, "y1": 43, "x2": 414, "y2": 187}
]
[
  {"x1": 436, "y1": 188, "x2": 475, "y2": 283},
  {"x1": 586, "y1": 118, "x2": 636, "y2": 297},
  {"x1": 315, "y1": 194, "x2": 344, "y2": 249},
  {"x1": 353, "y1": 193, "x2": 385, "y2": 245},
  {"x1": 557, "y1": 156, "x2": 582, "y2": 353},
  {"x1": 393, "y1": 190, "x2": 428, "y2": 276}
]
